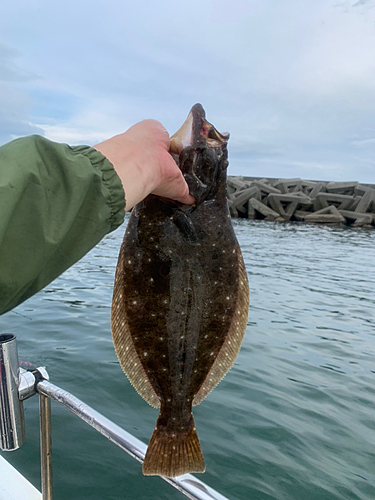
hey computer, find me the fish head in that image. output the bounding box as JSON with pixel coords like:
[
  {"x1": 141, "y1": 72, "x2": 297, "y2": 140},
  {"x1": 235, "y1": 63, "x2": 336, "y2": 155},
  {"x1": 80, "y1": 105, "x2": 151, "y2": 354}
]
[{"x1": 170, "y1": 104, "x2": 230, "y2": 205}]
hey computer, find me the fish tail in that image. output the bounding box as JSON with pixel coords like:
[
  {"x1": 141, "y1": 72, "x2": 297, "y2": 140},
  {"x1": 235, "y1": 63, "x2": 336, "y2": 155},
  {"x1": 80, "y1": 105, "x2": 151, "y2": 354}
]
[{"x1": 142, "y1": 415, "x2": 205, "y2": 477}]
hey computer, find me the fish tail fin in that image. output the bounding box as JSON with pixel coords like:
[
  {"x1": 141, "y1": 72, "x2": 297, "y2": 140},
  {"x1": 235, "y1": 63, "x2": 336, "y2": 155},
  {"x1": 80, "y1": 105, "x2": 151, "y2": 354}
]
[{"x1": 142, "y1": 415, "x2": 205, "y2": 477}]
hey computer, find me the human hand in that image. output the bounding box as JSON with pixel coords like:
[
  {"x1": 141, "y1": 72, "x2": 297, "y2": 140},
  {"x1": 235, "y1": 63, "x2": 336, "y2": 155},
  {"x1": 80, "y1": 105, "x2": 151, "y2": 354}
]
[{"x1": 93, "y1": 120, "x2": 195, "y2": 211}]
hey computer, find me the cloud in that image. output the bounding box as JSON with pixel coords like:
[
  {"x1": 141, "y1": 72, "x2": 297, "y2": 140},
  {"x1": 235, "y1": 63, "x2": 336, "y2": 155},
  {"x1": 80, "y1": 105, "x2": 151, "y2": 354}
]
[
  {"x1": 0, "y1": 43, "x2": 39, "y2": 83},
  {"x1": 229, "y1": 138, "x2": 283, "y2": 160},
  {"x1": 1, "y1": 1, "x2": 375, "y2": 183},
  {"x1": 334, "y1": 0, "x2": 375, "y2": 9},
  {"x1": 35, "y1": 97, "x2": 135, "y2": 145},
  {"x1": 353, "y1": 0, "x2": 375, "y2": 7},
  {"x1": 351, "y1": 138, "x2": 375, "y2": 146},
  {"x1": 0, "y1": 43, "x2": 43, "y2": 144},
  {"x1": 0, "y1": 82, "x2": 44, "y2": 144}
]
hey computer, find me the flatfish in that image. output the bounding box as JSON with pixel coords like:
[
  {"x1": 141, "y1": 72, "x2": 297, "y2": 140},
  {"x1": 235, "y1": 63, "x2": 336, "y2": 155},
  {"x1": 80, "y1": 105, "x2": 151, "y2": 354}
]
[{"x1": 111, "y1": 104, "x2": 249, "y2": 478}]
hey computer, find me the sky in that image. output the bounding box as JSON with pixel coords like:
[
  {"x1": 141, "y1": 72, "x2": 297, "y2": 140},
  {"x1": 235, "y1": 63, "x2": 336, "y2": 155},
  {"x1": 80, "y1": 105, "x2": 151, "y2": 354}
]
[{"x1": 1, "y1": 0, "x2": 375, "y2": 183}]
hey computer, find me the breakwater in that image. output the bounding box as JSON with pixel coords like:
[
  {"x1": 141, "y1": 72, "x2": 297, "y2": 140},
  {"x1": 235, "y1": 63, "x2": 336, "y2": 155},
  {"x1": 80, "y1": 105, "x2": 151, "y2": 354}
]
[{"x1": 227, "y1": 176, "x2": 375, "y2": 228}]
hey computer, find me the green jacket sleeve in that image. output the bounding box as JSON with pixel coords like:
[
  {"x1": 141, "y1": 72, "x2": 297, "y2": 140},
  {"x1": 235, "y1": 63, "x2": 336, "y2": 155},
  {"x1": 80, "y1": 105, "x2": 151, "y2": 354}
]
[{"x1": 0, "y1": 135, "x2": 125, "y2": 315}]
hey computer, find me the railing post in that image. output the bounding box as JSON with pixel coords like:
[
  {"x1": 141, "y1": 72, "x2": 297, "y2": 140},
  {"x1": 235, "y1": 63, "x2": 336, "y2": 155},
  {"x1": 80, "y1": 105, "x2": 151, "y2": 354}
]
[
  {"x1": 0, "y1": 334, "x2": 25, "y2": 451},
  {"x1": 40, "y1": 393, "x2": 53, "y2": 500}
]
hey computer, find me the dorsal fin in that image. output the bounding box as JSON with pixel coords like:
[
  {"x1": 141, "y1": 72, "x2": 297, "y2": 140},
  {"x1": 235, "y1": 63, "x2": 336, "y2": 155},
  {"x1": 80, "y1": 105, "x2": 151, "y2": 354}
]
[
  {"x1": 193, "y1": 250, "x2": 249, "y2": 406},
  {"x1": 111, "y1": 243, "x2": 160, "y2": 409}
]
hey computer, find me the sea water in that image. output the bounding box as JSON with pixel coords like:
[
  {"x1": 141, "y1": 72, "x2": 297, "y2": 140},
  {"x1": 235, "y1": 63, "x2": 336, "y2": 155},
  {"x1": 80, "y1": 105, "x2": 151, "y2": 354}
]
[{"x1": 1, "y1": 218, "x2": 374, "y2": 500}]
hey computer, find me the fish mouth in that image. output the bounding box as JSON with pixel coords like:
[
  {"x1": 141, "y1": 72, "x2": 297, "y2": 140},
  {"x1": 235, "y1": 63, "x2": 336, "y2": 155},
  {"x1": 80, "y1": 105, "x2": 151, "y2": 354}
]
[
  {"x1": 168, "y1": 104, "x2": 230, "y2": 205},
  {"x1": 170, "y1": 103, "x2": 229, "y2": 154}
]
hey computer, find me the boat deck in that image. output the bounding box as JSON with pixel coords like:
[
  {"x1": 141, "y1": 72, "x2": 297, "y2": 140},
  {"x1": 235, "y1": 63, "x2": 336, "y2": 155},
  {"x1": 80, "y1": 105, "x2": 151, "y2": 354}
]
[{"x1": 0, "y1": 456, "x2": 41, "y2": 500}]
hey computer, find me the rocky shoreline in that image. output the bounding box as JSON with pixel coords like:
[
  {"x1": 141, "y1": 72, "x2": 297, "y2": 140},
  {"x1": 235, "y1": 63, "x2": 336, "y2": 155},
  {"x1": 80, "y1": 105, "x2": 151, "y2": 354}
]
[{"x1": 227, "y1": 177, "x2": 375, "y2": 228}]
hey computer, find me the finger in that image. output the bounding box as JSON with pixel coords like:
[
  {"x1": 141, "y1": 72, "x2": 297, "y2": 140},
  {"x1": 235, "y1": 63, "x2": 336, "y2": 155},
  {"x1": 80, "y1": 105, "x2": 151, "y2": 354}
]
[
  {"x1": 172, "y1": 176, "x2": 196, "y2": 204},
  {"x1": 141, "y1": 119, "x2": 170, "y2": 149},
  {"x1": 175, "y1": 192, "x2": 196, "y2": 205}
]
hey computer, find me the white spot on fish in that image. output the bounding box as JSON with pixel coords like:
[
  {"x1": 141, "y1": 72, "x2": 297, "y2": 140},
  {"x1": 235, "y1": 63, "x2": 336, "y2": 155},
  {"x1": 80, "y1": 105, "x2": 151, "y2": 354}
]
[
  {"x1": 144, "y1": 352, "x2": 148, "y2": 356},
  {"x1": 160, "y1": 337, "x2": 164, "y2": 341},
  {"x1": 128, "y1": 260, "x2": 131, "y2": 264},
  {"x1": 150, "y1": 278, "x2": 154, "y2": 282},
  {"x1": 133, "y1": 300, "x2": 137, "y2": 305},
  {"x1": 226, "y1": 296, "x2": 230, "y2": 300}
]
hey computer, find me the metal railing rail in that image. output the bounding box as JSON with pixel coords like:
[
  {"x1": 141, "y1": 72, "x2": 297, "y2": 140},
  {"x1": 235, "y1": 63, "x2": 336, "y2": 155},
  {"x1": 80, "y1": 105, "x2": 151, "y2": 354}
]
[
  {"x1": 37, "y1": 380, "x2": 229, "y2": 500},
  {"x1": 0, "y1": 335, "x2": 230, "y2": 500}
]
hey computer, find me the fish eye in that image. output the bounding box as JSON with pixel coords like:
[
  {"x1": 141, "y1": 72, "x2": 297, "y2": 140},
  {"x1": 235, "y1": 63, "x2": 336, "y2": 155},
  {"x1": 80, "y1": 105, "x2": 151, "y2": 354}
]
[{"x1": 159, "y1": 264, "x2": 170, "y2": 276}]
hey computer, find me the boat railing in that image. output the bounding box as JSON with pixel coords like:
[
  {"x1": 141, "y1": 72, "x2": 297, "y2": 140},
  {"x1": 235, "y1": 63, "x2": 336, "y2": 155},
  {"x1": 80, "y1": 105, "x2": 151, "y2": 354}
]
[{"x1": 0, "y1": 334, "x2": 230, "y2": 500}]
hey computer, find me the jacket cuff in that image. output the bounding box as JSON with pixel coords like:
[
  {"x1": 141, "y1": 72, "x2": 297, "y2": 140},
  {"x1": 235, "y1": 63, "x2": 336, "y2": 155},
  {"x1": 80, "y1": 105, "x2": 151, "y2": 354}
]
[{"x1": 70, "y1": 145, "x2": 126, "y2": 232}]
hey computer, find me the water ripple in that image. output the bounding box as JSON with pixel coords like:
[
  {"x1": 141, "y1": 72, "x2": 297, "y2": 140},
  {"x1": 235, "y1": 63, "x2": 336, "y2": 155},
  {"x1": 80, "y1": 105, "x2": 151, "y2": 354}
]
[{"x1": 1, "y1": 218, "x2": 374, "y2": 499}]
